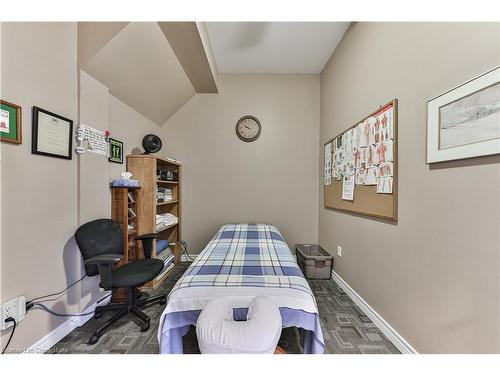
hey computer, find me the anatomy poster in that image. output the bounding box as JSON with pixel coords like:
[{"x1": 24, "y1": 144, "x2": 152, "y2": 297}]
[
  {"x1": 377, "y1": 176, "x2": 393, "y2": 194},
  {"x1": 324, "y1": 141, "x2": 332, "y2": 185},
  {"x1": 342, "y1": 174, "x2": 355, "y2": 201},
  {"x1": 326, "y1": 103, "x2": 395, "y2": 203}
]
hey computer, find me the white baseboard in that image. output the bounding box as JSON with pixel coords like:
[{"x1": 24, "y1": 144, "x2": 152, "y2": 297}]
[
  {"x1": 23, "y1": 294, "x2": 111, "y2": 354},
  {"x1": 331, "y1": 270, "x2": 418, "y2": 354}
]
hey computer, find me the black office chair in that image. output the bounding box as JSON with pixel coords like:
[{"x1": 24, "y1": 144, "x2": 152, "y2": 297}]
[{"x1": 75, "y1": 219, "x2": 166, "y2": 345}]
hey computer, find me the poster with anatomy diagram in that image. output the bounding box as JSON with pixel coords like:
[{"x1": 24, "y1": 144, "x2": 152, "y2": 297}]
[
  {"x1": 326, "y1": 103, "x2": 395, "y2": 196},
  {"x1": 323, "y1": 99, "x2": 398, "y2": 221}
]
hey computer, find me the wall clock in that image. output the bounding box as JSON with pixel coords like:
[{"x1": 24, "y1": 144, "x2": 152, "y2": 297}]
[{"x1": 235, "y1": 115, "x2": 261, "y2": 142}]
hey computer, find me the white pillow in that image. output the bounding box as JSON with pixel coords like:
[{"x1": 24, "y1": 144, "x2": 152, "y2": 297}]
[{"x1": 196, "y1": 296, "x2": 282, "y2": 354}]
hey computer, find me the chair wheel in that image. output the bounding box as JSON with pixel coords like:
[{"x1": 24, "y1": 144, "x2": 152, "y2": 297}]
[
  {"x1": 160, "y1": 298, "x2": 167, "y2": 305},
  {"x1": 88, "y1": 334, "x2": 100, "y2": 345},
  {"x1": 140, "y1": 320, "x2": 150, "y2": 332},
  {"x1": 94, "y1": 312, "x2": 103, "y2": 319}
]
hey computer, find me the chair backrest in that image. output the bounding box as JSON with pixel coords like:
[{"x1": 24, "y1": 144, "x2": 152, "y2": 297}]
[{"x1": 75, "y1": 219, "x2": 124, "y2": 276}]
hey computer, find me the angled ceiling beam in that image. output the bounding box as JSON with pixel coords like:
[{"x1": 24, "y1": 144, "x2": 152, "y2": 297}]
[
  {"x1": 158, "y1": 22, "x2": 218, "y2": 93},
  {"x1": 77, "y1": 22, "x2": 129, "y2": 69}
]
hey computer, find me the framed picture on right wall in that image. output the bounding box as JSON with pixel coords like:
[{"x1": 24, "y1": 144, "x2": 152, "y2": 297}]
[{"x1": 427, "y1": 66, "x2": 500, "y2": 163}]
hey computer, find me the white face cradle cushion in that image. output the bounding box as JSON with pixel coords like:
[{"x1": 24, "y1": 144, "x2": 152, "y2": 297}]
[{"x1": 196, "y1": 296, "x2": 283, "y2": 354}]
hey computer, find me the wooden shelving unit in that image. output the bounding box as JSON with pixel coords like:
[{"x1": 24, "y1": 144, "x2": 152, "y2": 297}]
[
  {"x1": 126, "y1": 155, "x2": 182, "y2": 288},
  {"x1": 156, "y1": 200, "x2": 179, "y2": 206},
  {"x1": 110, "y1": 186, "x2": 141, "y2": 302}
]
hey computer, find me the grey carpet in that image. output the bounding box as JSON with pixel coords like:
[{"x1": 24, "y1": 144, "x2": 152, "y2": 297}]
[{"x1": 50, "y1": 262, "x2": 399, "y2": 354}]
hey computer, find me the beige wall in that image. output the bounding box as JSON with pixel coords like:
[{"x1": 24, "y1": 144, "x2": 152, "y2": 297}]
[
  {"x1": 78, "y1": 72, "x2": 168, "y2": 313},
  {"x1": 161, "y1": 74, "x2": 320, "y2": 253},
  {"x1": 0, "y1": 22, "x2": 80, "y2": 351},
  {"x1": 319, "y1": 22, "x2": 500, "y2": 353},
  {"x1": 0, "y1": 24, "x2": 167, "y2": 350},
  {"x1": 108, "y1": 94, "x2": 166, "y2": 181}
]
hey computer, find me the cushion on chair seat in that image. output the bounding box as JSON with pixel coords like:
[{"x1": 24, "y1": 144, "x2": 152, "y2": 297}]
[
  {"x1": 196, "y1": 296, "x2": 282, "y2": 354},
  {"x1": 101, "y1": 258, "x2": 164, "y2": 288}
]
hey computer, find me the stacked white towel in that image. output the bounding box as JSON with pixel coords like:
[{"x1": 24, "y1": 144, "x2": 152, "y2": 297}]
[
  {"x1": 157, "y1": 187, "x2": 173, "y2": 202},
  {"x1": 156, "y1": 213, "x2": 178, "y2": 231}
]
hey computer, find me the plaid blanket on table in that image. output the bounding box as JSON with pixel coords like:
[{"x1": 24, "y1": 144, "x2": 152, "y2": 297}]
[
  {"x1": 169, "y1": 223, "x2": 314, "y2": 298},
  {"x1": 159, "y1": 223, "x2": 325, "y2": 354}
]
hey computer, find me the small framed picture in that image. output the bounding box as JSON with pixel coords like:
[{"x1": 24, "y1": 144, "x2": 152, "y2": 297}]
[
  {"x1": 427, "y1": 66, "x2": 500, "y2": 163},
  {"x1": 108, "y1": 138, "x2": 123, "y2": 164},
  {"x1": 1, "y1": 99, "x2": 22, "y2": 144},
  {"x1": 32, "y1": 106, "x2": 73, "y2": 160}
]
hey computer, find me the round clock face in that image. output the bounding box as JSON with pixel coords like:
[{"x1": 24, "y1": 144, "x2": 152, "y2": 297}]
[{"x1": 236, "y1": 115, "x2": 261, "y2": 142}]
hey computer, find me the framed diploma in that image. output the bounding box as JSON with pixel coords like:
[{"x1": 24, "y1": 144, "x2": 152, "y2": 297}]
[{"x1": 32, "y1": 106, "x2": 73, "y2": 160}]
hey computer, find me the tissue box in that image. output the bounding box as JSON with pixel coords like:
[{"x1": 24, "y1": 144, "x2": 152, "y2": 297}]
[{"x1": 111, "y1": 179, "x2": 140, "y2": 187}]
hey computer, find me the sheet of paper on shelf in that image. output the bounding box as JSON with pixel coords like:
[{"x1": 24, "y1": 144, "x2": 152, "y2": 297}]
[{"x1": 342, "y1": 174, "x2": 355, "y2": 201}]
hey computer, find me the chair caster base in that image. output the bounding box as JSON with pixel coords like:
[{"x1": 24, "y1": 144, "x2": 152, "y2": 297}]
[
  {"x1": 140, "y1": 320, "x2": 150, "y2": 332},
  {"x1": 88, "y1": 334, "x2": 100, "y2": 345}
]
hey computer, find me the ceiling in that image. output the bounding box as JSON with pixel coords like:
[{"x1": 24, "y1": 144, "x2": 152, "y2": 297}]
[
  {"x1": 80, "y1": 22, "x2": 349, "y2": 126},
  {"x1": 205, "y1": 22, "x2": 350, "y2": 73},
  {"x1": 82, "y1": 22, "x2": 196, "y2": 126}
]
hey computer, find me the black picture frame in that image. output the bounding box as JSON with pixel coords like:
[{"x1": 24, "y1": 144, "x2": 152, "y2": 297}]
[
  {"x1": 108, "y1": 138, "x2": 124, "y2": 164},
  {"x1": 31, "y1": 106, "x2": 73, "y2": 160}
]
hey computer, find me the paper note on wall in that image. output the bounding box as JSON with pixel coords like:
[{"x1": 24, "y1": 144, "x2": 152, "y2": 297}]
[
  {"x1": 324, "y1": 141, "x2": 332, "y2": 185},
  {"x1": 377, "y1": 176, "x2": 393, "y2": 194},
  {"x1": 78, "y1": 124, "x2": 108, "y2": 155},
  {"x1": 342, "y1": 174, "x2": 355, "y2": 201}
]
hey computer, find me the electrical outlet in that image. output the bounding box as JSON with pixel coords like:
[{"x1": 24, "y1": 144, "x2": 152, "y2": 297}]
[
  {"x1": 1, "y1": 296, "x2": 26, "y2": 330},
  {"x1": 337, "y1": 245, "x2": 342, "y2": 258}
]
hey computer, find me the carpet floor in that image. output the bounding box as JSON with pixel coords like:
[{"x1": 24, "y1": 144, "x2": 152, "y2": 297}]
[{"x1": 50, "y1": 262, "x2": 399, "y2": 354}]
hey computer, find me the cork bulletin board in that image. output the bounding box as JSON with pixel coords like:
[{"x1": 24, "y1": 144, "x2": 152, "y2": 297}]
[{"x1": 323, "y1": 99, "x2": 398, "y2": 221}]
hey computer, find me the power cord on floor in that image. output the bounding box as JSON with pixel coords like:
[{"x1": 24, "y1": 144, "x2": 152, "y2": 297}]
[
  {"x1": 30, "y1": 303, "x2": 98, "y2": 318},
  {"x1": 27, "y1": 291, "x2": 113, "y2": 317},
  {"x1": 1, "y1": 277, "x2": 108, "y2": 354},
  {"x1": 180, "y1": 240, "x2": 195, "y2": 261},
  {"x1": 2, "y1": 317, "x2": 16, "y2": 354},
  {"x1": 26, "y1": 274, "x2": 87, "y2": 304}
]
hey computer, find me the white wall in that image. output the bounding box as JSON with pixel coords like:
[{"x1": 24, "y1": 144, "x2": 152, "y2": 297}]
[{"x1": 160, "y1": 74, "x2": 320, "y2": 253}]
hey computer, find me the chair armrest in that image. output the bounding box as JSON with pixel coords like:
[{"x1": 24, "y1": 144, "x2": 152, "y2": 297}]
[
  {"x1": 135, "y1": 234, "x2": 159, "y2": 259},
  {"x1": 84, "y1": 254, "x2": 123, "y2": 290},
  {"x1": 84, "y1": 254, "x2": 123, "y2": 265},
  {"x1": 135, "y1": 233, "x2": 160, "y2": 241}
]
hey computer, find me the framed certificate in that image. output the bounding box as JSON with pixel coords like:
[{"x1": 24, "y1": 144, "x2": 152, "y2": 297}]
[{"x1": 32, "y1": 106, "x2": 73, "y2": 160}]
